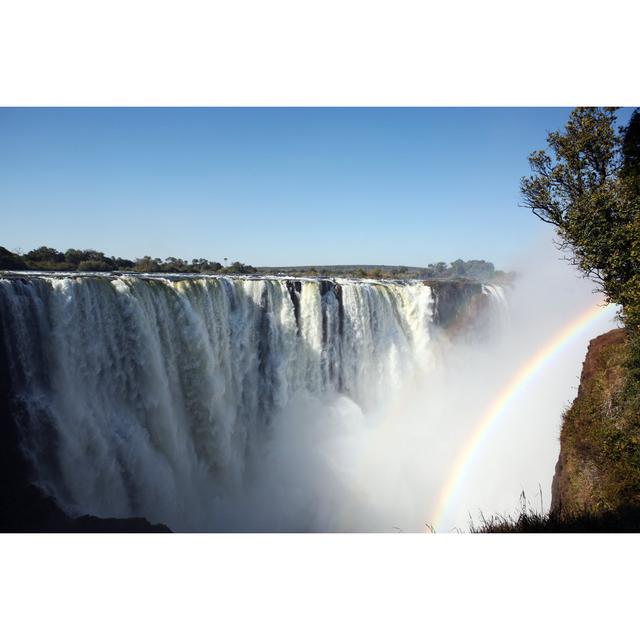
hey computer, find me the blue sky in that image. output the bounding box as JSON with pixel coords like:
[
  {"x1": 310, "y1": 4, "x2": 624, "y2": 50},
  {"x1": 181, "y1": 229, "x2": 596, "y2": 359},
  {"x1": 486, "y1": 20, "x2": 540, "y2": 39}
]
[{"x1": 0, "y1": 107, "x2": 634, "y2": 268}]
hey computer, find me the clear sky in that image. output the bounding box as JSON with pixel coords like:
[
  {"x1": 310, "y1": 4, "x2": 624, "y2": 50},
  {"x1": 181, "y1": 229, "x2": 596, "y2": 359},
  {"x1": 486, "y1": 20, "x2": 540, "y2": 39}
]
[{"x1": 0, "y1": 107, "x2": 635, "y2": 268}]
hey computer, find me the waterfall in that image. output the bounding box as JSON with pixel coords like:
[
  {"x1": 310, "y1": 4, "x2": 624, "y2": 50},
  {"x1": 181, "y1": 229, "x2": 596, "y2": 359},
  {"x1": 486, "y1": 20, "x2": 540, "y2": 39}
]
[{"x1": 0, "y1": 274, "x2": 507, "y2": 531}]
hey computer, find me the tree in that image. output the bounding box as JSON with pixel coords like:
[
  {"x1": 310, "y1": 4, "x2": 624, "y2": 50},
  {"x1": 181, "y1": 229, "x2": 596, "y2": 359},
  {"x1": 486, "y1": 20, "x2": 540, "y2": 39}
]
[
  {"x1": 622, "y1": 109, "x2": 640, "y2": 188},
  {"x1": 64, "y1": 249, "x2": 86, "y2": 265},
  {"x1": 521, "y1": 107, "x2": 640, "y2": 329},
  {"x1": 0, "y1": 246, "x2": 28, "y2": 270},
  {"x1": 25, "y1": 246, "x2": 65, "y2": 264},
  {"x1": 135, "y1": 256, "x2": 162, "y2": 272},
  {"x1": 77, "y1": 260, "x2": 111, "y2": 272},
  {"x1": 226, "y1": 261, "x2": 256, "y2": 274},
  {"x1": 450, "y1": 259, "x2": 466, "y2": 277},
  {"x1": 113, "y1": 257, "x2": 135, "y2": 270}
]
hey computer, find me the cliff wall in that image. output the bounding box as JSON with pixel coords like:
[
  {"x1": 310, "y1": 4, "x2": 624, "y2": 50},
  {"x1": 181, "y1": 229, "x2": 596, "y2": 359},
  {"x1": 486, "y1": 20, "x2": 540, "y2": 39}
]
[{"x1": 551, "y1": 328, "x2": 640, "y2": 517}]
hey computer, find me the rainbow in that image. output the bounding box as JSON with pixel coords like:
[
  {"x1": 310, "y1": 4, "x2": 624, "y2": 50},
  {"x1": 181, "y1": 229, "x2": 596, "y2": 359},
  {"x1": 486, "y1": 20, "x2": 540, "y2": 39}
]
[{"x1": 431, "y1": 301, "x2": 615, "y2": 531}]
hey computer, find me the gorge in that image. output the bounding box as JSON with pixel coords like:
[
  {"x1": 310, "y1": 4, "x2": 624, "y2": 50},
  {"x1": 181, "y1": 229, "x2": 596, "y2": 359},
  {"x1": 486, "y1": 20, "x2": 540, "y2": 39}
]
[{"x1": 0, "y1": 273, "x2": 510, "y2": 532}]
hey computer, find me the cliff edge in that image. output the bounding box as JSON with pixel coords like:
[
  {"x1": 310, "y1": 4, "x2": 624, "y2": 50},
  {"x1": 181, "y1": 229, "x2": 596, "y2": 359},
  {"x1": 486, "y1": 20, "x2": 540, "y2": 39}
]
[{"x1": 551, "y1": 328, "x2": 640, "y2": 518}]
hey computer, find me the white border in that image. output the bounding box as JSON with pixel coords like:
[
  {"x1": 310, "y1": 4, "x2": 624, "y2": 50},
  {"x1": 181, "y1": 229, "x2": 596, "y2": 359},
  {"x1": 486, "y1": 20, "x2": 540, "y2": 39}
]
[
  {"x1": 1, "y1": 1, "x2": 638, "y2": 636},
  {"x1": 1, "y1": 534, "x2": 638, "y2": 639},
  {"x1": 1, "y1": 0, "x2": 638, "y2": 106}
]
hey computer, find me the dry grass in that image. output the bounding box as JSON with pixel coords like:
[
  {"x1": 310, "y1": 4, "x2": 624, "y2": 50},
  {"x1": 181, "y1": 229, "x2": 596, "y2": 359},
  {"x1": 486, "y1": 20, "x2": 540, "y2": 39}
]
[{"x1": 469, "y1": 490, "x2": 640, "y2": 533}]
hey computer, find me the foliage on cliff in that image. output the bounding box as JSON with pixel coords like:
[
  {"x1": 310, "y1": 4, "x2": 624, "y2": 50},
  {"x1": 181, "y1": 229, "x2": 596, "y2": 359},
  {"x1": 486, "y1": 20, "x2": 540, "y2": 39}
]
[
  {"x1": 477, "y1": 107, "x2": 640, "y2": 532},
  {"x1": 521, "y1": 107, "x2": 640, "y2": 330},
  {"x1": 520, "y1": 106, "x2": 640, "y2": 526},
  {"x1": 552, "y1": 329, "x2": 640, "y2": 516},
  {"x1": 472, "y1": 329, "x2": 640, "y2": 533}
]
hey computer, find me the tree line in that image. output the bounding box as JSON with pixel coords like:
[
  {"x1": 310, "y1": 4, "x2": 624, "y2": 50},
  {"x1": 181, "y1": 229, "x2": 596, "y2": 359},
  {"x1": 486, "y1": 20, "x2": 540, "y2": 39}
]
[
  {"x1": 0, "y1": 246, "x2": 257, "y2": 274},
  {"x1": 265, "y1": 259, "x2": 509, "y2": 282},
  {"x1": 0, "y1": 246, "x2": 510, "y2": 283}
]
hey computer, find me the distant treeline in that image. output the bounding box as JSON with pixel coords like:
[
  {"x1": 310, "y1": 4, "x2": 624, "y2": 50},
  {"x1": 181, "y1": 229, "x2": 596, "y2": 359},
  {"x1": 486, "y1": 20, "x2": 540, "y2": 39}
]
[
  {"x1": 0, "y1": 246, "x2": 257, "y2": 274},
  {"x1": 260, "y1": 259, "x2": 512, "y2": 283},
  {"x1": 0, "y1": 246, "x2": 510, "y2": 283}
]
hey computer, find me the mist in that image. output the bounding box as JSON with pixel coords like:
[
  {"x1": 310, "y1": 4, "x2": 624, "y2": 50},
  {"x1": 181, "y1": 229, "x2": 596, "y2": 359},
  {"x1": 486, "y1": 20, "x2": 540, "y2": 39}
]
[
  {"x1": 0, "y1": 237, "x2": 618, "y2": 533},
  {"x1": 209, "y1": 234, "x2": 618, "y2": 532}
]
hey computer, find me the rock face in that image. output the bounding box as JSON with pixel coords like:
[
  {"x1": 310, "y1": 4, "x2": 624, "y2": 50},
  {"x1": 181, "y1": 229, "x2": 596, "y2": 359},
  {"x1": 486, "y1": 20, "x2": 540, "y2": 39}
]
[
  {"x1": 1, "y1": 485, "x2": 171, "y2": 533},
  {"x1": 551, "y1": 328, "x2": 636, "y2": 516},
  {"x1": 429, "y1": 280, "x2": 506, "y2": 341}
]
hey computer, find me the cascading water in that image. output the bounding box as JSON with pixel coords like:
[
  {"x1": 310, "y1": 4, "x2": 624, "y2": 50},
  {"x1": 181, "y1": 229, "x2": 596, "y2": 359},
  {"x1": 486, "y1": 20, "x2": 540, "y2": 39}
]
[{"x1": 0, "y1": 273, "x2": 507, "y2": 531}]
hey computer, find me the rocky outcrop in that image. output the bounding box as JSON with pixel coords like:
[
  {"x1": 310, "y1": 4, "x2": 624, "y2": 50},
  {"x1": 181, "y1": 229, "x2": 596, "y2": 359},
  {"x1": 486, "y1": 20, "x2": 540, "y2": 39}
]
[
  {"x1": 429, "y1": 280, "x2": 500, "y2": 341},
  {"x1": 551, "y1": 328, "x2": 639, "y2": 517},
  {"x1": 1, "y1": 484, "x2": 171, "y2": 533}
]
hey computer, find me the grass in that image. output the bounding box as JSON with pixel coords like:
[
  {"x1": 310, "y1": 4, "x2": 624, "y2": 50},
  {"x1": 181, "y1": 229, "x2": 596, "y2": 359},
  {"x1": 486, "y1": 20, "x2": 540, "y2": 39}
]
[{"x1": 470, "y1": 500, "x2": 640, "y2": 533}]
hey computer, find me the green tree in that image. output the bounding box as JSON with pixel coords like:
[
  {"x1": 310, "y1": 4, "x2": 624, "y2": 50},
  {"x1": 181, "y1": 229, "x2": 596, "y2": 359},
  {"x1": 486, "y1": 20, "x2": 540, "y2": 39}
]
[
  {"x1": 77, "y1": 259, "x2": 111, "y2": 272},
  {"x1": 450, "y1": 259, "x2": 466, "y2": 277},
  {"x1": 64, "y1": 249, "x2": 86, "y2": 265},
  {"x1": 135, "y1": 256, "x2": 162, "y2": 272},
  {"x1": 521, "y1": 107, "x2": 640, "y2": 329},
  {"x1": 0, "y1": 246, "x2": 28, "y2": 270},
  {"x1": 226, "y1": 261, "x2": 256, "y2": 274},
  {"x1": 113, "y1": 257, "x2": 135, "y2": 270},
  {"x1": 25, "y1": 246, "x2": 65, "y2": 264},
  {"x1": 622, "y1": 110, "x2": 640, "y2": 187}
]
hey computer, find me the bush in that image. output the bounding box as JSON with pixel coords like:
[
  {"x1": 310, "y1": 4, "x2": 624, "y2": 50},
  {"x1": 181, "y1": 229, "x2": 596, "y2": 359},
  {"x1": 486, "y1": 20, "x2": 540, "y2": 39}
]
[
  {"x1": 77, "y1": 260, "x2": 112, "y2": 272},
  {"x1": 0, "y1": 247, "x2": 28, "y2": 270}
]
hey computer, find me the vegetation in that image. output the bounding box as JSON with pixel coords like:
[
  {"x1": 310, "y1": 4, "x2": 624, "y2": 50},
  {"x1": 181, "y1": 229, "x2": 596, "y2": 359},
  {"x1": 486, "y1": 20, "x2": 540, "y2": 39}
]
[
  {"x1": 0, "y1": 246, "x2": 28, "y2": 270},
  {"x1": 521, "y1": 106, "x2": 640, "y2": 454},
  {"x1": 509, "y1": 106, "x2": 640, "y2": 532},
  {"x1": 555, "y1": 330, "x2": 640, "y2": 514},
  {"x1": 257, "y1": 259, "x2": 511, "y2": 283},
  {"x1": 470, "y1": 328, "x2": 640, "y2": 532},
  {"x1": 521, "y1": 107, "x2": 640, "y2": 330},
  {"x1": 469, "y1": 491, "x2": 640, "y2": 533},
  {"x1": 0, "y1": 247, "x2": 510, "y2": 283},
  {"x1": 0, "y1": 246, "x2": 257, "y2": 275}
]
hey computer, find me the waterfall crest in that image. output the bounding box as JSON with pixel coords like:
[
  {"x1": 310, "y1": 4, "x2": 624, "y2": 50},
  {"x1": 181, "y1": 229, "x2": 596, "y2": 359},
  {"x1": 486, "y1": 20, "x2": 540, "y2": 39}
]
[{"x1": 0, "y1": 274, "x2": 507, "y2": 530}]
